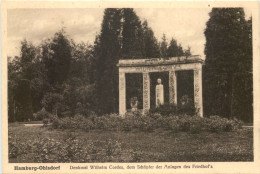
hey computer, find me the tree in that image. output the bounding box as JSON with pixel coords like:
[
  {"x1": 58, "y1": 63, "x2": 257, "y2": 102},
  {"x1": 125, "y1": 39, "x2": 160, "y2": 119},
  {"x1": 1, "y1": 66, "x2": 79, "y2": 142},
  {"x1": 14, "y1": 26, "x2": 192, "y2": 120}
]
[
  {"x1": 177, "y1": 44, "x2": 184, "y2": 56},
  {"x1": 20, "y1": 40, "x2": 36, "y2": 80},
  {"x1": 203, "y1": 8, "x2": 252, "y2": 122},
  {"x1": 142, "y1": 20, "x2": 160, "y2": 58},
  {"x1": 8, "y1": 40, "x2": 44, "y2": 121},
  {"x1": 41, "y1": 92, "x2": 64, "y2": 116},
  {"x1": 8, "y1": 56, "x2": 21, "y2": 122},
  {"x1": 231, "y1": 17, "x2": 253, "y2": 122},
  {"x1": 70, "y1": 42, "x2": 95, "y2": 84},
  {"x1": 13, "y1": 40, "x2": 36, "y2": 121},
  {"x1": 160, "y1": 34, "x2": 168, "y2": 58},
  {"x1": 167, "y1": 38, "x2": 179, "y2": 57},
  {"x1": 95, "y1": 8, "x2": 122, "y2": 114},
  {"x1": 184, "y1": 46, "x2": 191, "y2": 57},
  {"x1": 122, "y1": 8, "x2": 144, "y2": 59},
  {"x1": 42, "y1": 29, "x2": 72, "y2": 86}
]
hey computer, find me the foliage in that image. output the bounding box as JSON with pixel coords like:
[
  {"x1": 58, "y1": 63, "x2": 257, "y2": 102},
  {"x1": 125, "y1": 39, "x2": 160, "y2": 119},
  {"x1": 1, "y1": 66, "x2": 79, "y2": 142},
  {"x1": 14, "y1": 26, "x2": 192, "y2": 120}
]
[
  {"x1": 8, "y1": 40, "x2": 36, "y2": 122},
  {"x1": 9, "y1": 130, "x2": 124, "y2": 163},
  {"x1": 14, "y1": 79, "x2": 34, "y2": 121},
  {"x1": 51, "y1": 112, "x2": 242, "y2": 134},
  {"x1": 94, "y1": 9, "x2": 122, "y2": 114},
  {"x1": 203, "y1": 8, "x2": 252, "y2": 122},
  {"x1": 9, "y1": 123, "x2": 253, "y2": 162},
  {"x1": 33, "y1": 108, "x2": 53, "y2": 126},
  {"x1": 142, "y1": 20, "x2": 160, "y2": 58},
  {"x1": 52, "y1": 114, "x2": 94, "y2": 131},
  {"x1": 33, "y1": 108, "x2": 52, "y2": 121},
  {"x1": 122, "y1": 8, "x2": 144, "y2": 59},
  {"x1": 149, "y1": 101, "x2": 195, "y2": 117},
  {"x1": 8, "y1": 8, "x2": 193, "y2": 122},
  {"x1": 203, "y1": 115, "x2": 243, "y2": 132},
  {"x1": 92, "y1": 115, "x2": 121, "y2": 131},
  {"x1": 94, "y1": 8, "x2": 192, "y2": 115},
  {"x1": 42, "y1": 29, "x2": 72, "y2": 85},
  {"x1": 8, "y1": 29, "x2": 97, "y2": 122},
  {"x1": 159, "y1": 34, "x2": 168, "y2": 58},
  {"x1": 167, "y1": 38, "x2": 184, "y2": 57}
]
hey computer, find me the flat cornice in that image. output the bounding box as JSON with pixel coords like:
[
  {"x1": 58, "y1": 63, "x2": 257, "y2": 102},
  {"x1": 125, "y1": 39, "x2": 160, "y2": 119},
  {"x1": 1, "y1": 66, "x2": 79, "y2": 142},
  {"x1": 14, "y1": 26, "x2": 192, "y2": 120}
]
[{"x1": 117, "y1": 55, "x2": 204, "y2": 67}]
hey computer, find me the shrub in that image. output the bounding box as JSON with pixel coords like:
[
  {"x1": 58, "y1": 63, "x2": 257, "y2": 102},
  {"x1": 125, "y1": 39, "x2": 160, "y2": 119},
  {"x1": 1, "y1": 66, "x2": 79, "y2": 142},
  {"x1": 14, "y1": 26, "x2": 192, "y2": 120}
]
[
  {"x1": 149, "y1": 102, "x2": 195, "y2": 117},
  {"x1": 81, "y1": 119, "x2": 95, "y2": 132},
  {"x1": 93, "y1": 116, "x2": 112, "y2": 130},
  {"x1": 177, "y1": 95, "x2": 196, "y2": 116},
  {"x1": 34, "y1": 108, "x2": 52, "y2": 121},
  {"x1": 51, "y1": 115, "x2": 94, "y2": 132},
  {"x1": 138, "y1": 116, "x2": 157, "y2": 132},
  {"x1": 152, "y1": 114, "x2": 240, "y2": 133},
  {"x1": 73, "y1": 114, "x2": 94, "y2": 131},
  {"x1": 104, "y1": 139, "x2": 122, "y2": 162},
  {"x1": 121, "y1": 117, "x2": 134, "y2": 131},
  {"x1": 169, "y1": 119, "x2": 181, "y2": 132},
  {"x1": 51, "y1": 116, "x2": 61, "y2": 129},
  {"x1": 149, "y1": 103, "x2": 178, "y2": 116},
  {"x1": 177, "y1": 115, "x2": 191, "y2": 131},
  {"x1": 189, "y1": 116, "x2": 203, "y2": 133},
  {"x1": 8, "y1": 135, "x2": 28, "y2": 158},
  {"x1": 203, "y1": 115, "x2": 242, "y2": 132},
  {"x1": 8, "y1": 131, "x2": 125, "y2": 163},
  {"x1": 51, "y1": 112, "x2": 242, "y2": 134},
  {"x1": 43, "y1": 119, "x2": 49, "y2": 127}
]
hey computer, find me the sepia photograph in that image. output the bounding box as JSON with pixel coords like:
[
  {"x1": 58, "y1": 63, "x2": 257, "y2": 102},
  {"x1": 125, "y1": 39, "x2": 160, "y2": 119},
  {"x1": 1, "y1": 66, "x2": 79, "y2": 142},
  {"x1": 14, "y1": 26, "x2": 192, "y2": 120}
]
[{"x1": 2, "y1": 1, "x2": 259, "y2": 173}]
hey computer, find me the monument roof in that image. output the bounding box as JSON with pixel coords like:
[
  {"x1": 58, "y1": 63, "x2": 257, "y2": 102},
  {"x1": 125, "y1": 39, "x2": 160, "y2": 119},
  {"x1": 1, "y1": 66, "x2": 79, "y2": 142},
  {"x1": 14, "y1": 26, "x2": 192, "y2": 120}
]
[{"x1": 117, "y1": 55, "x2": 204, "y2": 67}]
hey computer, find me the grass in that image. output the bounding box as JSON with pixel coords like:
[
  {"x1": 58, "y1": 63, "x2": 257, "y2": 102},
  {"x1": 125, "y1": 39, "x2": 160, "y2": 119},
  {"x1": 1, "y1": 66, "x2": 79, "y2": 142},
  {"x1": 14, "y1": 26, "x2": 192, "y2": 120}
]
[{"x1": 8, "y1": 123, "x2": 253, "y2": 162}]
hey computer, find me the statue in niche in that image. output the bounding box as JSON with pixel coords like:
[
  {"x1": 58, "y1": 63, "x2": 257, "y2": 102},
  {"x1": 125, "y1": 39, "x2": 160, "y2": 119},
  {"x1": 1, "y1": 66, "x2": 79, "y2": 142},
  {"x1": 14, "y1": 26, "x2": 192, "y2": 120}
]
[
  {"x1": 156, "y1": 78, "x2": 164, "y2": 107},
  {"x1": 130, "y1": 97, "x2": 138, "y2": 111}
]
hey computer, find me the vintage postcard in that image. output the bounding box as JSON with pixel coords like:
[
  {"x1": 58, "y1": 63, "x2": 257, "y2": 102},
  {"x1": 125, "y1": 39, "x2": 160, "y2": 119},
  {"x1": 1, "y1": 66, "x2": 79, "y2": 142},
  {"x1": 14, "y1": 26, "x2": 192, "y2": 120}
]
[{"x1": 1, "y1": 1, "x2": 260, "y2": 173}]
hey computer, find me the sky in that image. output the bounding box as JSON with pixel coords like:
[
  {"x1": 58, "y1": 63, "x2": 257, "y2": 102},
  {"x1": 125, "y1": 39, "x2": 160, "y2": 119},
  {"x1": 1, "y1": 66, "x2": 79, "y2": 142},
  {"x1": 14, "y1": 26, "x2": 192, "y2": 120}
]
[{"x1": 7, "y1": 8, "x2": 252, "y2": 58}]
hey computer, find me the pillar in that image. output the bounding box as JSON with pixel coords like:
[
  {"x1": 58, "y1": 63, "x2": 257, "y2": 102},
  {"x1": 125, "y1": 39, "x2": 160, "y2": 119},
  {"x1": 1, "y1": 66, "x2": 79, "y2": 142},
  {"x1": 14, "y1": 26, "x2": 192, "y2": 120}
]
[
  {"x1": 194, "y1": 68, "x2": 203, "y2": 117},
  {"x1": 143, "y1": 72, "x2": 150, "y2": 114},
  {"x1": 119, "y1": 72, "x2": 126, "y2": 115},
  {"x1": 169, "y1": 71, "x2": 177, "y2": 105}
]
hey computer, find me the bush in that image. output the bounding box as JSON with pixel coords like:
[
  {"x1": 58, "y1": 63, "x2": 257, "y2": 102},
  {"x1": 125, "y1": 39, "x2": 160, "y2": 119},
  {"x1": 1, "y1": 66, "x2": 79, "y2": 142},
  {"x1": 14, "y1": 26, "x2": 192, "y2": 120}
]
[
  {"x1": 51, "y1": 114, "x2": 94, "y2": 132},
  {"x1": 189, "y1": 116, "x2": 203, "y2": 133},
  {"x1": 51, "y1": 112, "x2": 242, "y2": 134},
  {"x1": 149, "y1": 102, "x2": 196, "y2": 117},
  {"x1": 34, "y1": 108, "x2": 52, "y2": 121},
  {"x1": 121, "y1": 117, "x2": 134, "y2": 131},
  {"x1": 8, "y1": 135, "x2": 28, "y2": 158},
  {"x1": 138, "y1": 116, "x2": 157, "y2": 132},
  {"x1": 124, "y1": 113, "x2": 158, "y2": 132},
  {"x1": 9, "y1": 131, "x2": 125, "y2": 162},
  {"x1": 93, "y1": 115, "x2": 121, "y2": 131},
  {"x1": 153, "y1": 114, "x2": 240, "y2": 133},
  {"x1": 149, "y1": 104, "x2": 178, "y2": 116},
  {"x1": 203, "y1": 115, "x2": 242, "y2": 132}
]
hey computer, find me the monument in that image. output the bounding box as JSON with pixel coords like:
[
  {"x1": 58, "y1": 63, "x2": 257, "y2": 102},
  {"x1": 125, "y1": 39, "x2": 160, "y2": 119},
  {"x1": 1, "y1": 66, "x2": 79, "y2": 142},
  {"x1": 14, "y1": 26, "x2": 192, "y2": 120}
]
[
  {"x1": 117, "y1": 55, "x2": 204, "y2": 117},
  {"x1": 156, "y1": 78, "x2": 164, "y2": 107}
]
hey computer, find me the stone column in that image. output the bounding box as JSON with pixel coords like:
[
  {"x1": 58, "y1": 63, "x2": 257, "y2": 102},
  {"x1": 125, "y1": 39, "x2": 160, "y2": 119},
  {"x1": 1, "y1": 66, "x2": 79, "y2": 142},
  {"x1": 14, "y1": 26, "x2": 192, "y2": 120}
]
[
  {"x1": 169, "y1": 71, "x2": 177, "y2": 105},
  {"x1": 194, "y1": 68, "x2": 203, "y2": 117},
  {"x1": 143, "y1": 72, "x2": 150, "y2": 114},
  {"x1": 119, "y1": 72, "x2": 126, "y2": 115}
]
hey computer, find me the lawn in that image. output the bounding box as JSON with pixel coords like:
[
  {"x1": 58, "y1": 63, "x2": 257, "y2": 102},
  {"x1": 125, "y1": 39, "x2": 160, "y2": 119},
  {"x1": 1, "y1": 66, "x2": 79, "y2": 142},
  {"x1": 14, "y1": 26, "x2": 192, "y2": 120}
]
[{"x1": 8, "y1": 123, "x2": 253, "y2": 162}]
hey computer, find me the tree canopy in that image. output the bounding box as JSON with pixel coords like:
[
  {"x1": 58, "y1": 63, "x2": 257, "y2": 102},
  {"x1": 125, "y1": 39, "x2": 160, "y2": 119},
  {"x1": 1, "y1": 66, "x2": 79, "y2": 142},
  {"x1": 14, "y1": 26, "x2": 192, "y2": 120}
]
[
  {"x1": 203, "y1": 8, "x2": 252, "y2": 122},
  {"x1": 8, "y1": 8, "x2": 197, "y2": 121}
]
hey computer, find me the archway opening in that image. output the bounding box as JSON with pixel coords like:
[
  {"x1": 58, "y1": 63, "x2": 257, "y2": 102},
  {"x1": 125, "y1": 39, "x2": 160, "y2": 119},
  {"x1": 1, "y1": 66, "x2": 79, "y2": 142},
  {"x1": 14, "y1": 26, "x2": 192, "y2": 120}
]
[
  {"x1": 125, "y1": 73, "x2": 143, "y2": 110},
  {"x1": 177, "y1": 70, "x2": 194, "y2": 106}
]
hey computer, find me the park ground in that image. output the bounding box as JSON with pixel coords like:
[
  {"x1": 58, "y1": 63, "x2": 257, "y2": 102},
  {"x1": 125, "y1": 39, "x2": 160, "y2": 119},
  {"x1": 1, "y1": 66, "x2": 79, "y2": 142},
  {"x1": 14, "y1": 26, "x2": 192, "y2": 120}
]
[{"x1": 8, "y1": 122, "x2": 253, "y2": 162}]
